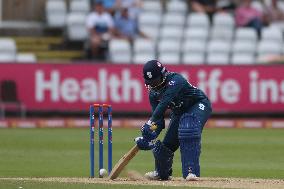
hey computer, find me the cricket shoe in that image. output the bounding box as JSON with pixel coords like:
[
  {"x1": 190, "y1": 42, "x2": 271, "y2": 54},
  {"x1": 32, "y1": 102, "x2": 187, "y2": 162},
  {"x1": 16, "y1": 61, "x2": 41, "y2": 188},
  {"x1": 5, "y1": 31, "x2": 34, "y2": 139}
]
[
  {"x1": 185, "y1": 173, "x2": 199, "y2": 181},
  {"x1": 144, "y1": 171, "x2": 172, "y2": 180}
]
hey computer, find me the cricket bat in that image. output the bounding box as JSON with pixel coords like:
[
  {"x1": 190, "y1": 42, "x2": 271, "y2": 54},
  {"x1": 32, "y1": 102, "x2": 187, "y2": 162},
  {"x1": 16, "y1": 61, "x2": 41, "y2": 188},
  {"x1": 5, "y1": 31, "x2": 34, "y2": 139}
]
[
  {"x1": 108, "y1": 144, "x2": 139, "y2": 180},
  {"x1": 108, "y1": 125, "x2": 157, "y2": 180}
]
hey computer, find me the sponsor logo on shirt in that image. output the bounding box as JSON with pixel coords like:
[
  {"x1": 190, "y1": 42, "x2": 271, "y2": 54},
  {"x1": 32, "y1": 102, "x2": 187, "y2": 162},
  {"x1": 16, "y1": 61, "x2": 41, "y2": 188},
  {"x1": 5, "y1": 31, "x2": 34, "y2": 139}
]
[{"x1": 168, "y1": 81, "x2": 175, "y2": 86}]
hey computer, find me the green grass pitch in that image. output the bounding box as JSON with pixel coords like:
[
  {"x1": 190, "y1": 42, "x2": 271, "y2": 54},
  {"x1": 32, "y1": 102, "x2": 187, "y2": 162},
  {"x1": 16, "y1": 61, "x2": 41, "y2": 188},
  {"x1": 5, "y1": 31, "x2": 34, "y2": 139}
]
[{"x1": 0, "y1": 128, "x2": 284, "y2": 188}]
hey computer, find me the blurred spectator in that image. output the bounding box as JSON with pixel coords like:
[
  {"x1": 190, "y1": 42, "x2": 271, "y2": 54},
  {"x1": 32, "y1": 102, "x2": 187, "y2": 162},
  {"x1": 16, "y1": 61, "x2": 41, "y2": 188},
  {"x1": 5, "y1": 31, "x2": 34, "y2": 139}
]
[
  {"x1": 86, "y1": 1, "x2": 114, "y2": 60},
  {"x1": 190, "y1": 0, "x2": 217, "y2": 20},
  {"x1": 264, "y1": 0, "x2": 284, "y2": 24},
  {"x1": 113, "y1": 7, "x2": 148, "y2": 43},
  {"x1": 116, "y1": 0, "x2": 143, "y2": 20},
  {"x1": 235, "y1": 0, "x2": 263, "y2": 37}
]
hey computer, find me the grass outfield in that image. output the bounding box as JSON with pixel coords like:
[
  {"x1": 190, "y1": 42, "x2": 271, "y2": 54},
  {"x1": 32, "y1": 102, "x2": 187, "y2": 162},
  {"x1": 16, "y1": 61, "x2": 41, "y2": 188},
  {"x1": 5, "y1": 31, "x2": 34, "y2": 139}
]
[{"x1": 0, "y1": 128, "x2": 284, "y2": 188}]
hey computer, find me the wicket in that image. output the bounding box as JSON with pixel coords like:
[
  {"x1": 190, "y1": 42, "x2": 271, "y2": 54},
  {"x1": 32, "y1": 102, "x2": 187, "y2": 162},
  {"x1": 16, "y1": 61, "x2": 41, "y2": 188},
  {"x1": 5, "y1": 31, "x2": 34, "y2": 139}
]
[{"x1": 89, "y1": 103, "x2": 113, "y2": 178}]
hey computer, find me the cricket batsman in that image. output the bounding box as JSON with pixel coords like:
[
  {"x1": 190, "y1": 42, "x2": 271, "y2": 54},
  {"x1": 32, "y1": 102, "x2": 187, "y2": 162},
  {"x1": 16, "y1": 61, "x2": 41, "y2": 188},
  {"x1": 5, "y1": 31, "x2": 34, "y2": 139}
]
[{"x1": 135, "y1": 60, "x2": 212, "y2": 181}]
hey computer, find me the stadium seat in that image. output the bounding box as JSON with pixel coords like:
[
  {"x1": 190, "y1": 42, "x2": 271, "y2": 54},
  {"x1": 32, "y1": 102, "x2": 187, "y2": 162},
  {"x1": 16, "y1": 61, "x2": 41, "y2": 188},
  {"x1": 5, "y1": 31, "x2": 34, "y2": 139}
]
[
  {"x1": 232, "y1": 40, "x2": 256, "y2": 55},
  {"x1": 160, "y1": 26, "x2": 183, "y2": 40},
  {"x1": 187, "y1": 13, "x2": 210, "y2": 29},
  {"x1": 184, "y1": 27, "x2": 209, "y2": 41},
  {"x1": 17, "y1": 53, "x2": 37, "y2": 63},
  {"x1": 110, "y1": 53, "x2": 132, "y2": 64},
  {"x1": 167, "y1": 0, "x2": 187, "y2": 14},
  {"x1": 216, "y1": 0, "x2": 234, "y2": 9},
  {"x1": 46, "y1": 0, "x2": 67, "y2": 27},
  {"x1": 210, "y1": 26, "x2": 234, "y2": 41},
  {"x1": 66, "y1": 13, "x2": 88, "y2": 41},
  {"x1": 134, "y1": 39, "x2": 155, "y2": 53},
  {"x1": 109, "y1": 39, "x2": 131, "y2": 64},
  {"x1": 133, "y1": 53, "x2": 156, "y2": 64},
  {"x1": 251, "y1": 0, "x2": 264, "y2": 13},
  {"x1": 231, "y1": 54, "x2": 255, "y2": 64},
  {"x1": 158, "y1": 39, "x2": 181, "y2": 64},
  {"x1": 207, "y1": 40, "x2": 231, "y2": 54},
  {"x1": 207, "y1": 53, "x2": 230, "y2": 65},
  {"x1": 257, "y1": 40, "x2": 282, "y2": 56},
  {"x1": 158, "y1": 53, "x2": 180, "y2": 64},
  {"x1": 213, "y1": 13, "x2": 235, "y2": 29},
  {"x1": 269, "y1": 22, "x2": 284, "y2": 33},
  {"x1": 182, "y1": 40, "x2": 206, "y2": 54},
  {"x1": 158, "y1": 39, "x2": 181, "y2": 54},
  {"x1": 0, "y1": 54, "x2": 17, "y2": 62},
  {"x1": 0, "y1": 37, "x2": 17, "y2": 55},
  {"x1": 235, "y1": 28, "x2": 258, "y2": 42},
  {"x1": 182, "y1": 53, "x2": 205, "y2": 65},
  {"x1": 261, "y1": 27, "x2": 283, "y2": 42},
  {"x1": 143, "y1": 1, "x2": 162, "y2": 13},
  {"x1": 70, "y1": 0, "x2": 90, "y2": 14},
  {"x1": 138, "y1": 12, "x2": 162, "y2": 27},
  {"x1": 277, "y1": 0, "x2": 284, "y2": 12},
  {"x1": 0, "y1": 38, "x2": 17, "y2": 62},
  {"x1": 256, "y1": 55, "x2": 278, "y2": 63},
  {"x1": 133, "y1": 38, "x2": 156, "y2": 64},
  {"x1": 163, "y1": 13, "x2": 186, "y2": 27},
  {"x1": 140, "y1": 27, "x2": 160, "y2": 41}
]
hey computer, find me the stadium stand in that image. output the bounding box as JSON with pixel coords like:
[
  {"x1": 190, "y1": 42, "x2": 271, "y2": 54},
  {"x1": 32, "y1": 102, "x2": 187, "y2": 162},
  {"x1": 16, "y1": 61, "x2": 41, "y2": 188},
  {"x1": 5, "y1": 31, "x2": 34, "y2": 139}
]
[{"x1": 1, "y1": 0, "x2": 284, "y2": 64}]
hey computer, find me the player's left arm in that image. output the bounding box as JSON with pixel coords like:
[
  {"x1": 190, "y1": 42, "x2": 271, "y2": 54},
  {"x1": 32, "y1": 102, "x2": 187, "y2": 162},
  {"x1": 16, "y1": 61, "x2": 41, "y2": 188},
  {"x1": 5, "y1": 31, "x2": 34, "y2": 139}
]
[{"x1": 150, "y1": 75, "x2": 185, "y2": 123}]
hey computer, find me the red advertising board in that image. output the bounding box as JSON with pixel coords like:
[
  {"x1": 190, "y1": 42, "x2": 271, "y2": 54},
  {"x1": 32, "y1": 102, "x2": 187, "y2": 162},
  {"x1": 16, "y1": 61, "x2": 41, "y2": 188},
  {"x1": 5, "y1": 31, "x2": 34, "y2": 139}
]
[{"x1": 0, "y1": 63, "x2": 284, "y2": 113}]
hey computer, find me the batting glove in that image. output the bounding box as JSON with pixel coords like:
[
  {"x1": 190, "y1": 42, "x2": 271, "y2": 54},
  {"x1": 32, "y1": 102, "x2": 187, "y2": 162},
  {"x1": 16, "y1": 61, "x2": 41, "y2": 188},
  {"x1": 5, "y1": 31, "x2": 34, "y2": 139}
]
[
  {"x1": 135, "y1": 137, "x2": 155, "y2": 151},
  {"x1": 141, "y1": 121, "x2": 158, "y2": 141}
]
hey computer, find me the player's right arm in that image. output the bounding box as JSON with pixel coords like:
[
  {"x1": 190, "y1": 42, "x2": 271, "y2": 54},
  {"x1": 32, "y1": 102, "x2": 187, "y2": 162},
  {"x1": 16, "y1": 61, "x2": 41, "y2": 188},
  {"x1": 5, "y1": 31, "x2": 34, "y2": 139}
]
[{"x1": 136, "y1": 93, "x2": 164, "y2": 150}]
